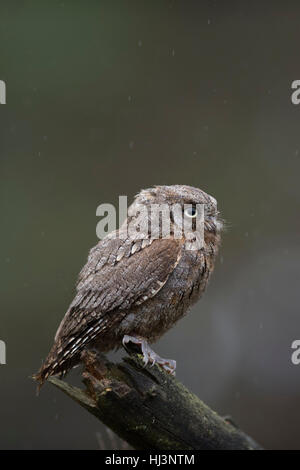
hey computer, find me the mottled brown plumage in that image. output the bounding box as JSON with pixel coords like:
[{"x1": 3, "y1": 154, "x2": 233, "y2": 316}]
[{"x1": 34, "y1": 185, "x2": 222, "y2": 387}]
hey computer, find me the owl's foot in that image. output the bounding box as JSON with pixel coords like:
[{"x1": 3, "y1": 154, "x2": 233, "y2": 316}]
[{"x1": 122, "y1": 335, "x2": 176, "y2": 376}]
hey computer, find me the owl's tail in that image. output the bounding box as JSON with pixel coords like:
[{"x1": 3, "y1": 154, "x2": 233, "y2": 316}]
[
  {"x1": 32, "y1": 363, "x2": 53, "y2": 394},
  {"x1": 33, "y1": 342, "x2": 78, "y2": 394}
]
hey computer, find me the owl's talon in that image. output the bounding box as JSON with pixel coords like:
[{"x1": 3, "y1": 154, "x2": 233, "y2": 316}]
[{"x1": 122, "y1": 335, "x2": 176, "y2": 376}]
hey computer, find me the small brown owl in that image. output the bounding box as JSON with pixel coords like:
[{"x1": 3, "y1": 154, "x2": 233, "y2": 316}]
[{"x1": 34, "y1": 185, "x2": 223, "y2": 388}]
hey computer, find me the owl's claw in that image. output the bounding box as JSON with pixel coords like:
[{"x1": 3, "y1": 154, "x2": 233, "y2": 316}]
[{"x1": 122, "y1": 335, "x2": 176, "y2": 376}]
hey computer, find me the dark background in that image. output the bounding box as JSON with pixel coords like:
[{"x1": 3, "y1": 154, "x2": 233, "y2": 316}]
[{"x1": 1, "y1": 0, "x2": 300, "y2": 449}]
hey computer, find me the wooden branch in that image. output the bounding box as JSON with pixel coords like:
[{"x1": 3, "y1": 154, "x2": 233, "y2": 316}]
[{"x1": 48, "y1": 350, "x2": 262, "y2": 450}]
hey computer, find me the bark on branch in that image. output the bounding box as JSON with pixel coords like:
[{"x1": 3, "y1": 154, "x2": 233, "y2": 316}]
[{"x1": 48, "y1": 350, "x2": 262, "y2": 450}]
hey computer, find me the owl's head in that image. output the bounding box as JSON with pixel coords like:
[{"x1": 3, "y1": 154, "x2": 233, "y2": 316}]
[{"x1": 127, "y1": 185, "x2": 223, "y2": 250}]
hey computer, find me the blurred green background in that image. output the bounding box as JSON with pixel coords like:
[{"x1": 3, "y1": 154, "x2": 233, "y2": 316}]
[{"x1": 1, "y1": 0, "x2": 300, "y2": 449}]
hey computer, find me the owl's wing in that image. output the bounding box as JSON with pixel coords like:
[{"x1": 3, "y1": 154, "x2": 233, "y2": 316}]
[
  {"x1": 35, "y1": 235, "x2": 183, "y2": 386},
  {"x1": 55, "y1": 235, "x2": 183, "y2": 346}
]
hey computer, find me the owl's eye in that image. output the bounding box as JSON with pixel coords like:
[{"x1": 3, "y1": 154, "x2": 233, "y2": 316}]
[{"x1": 184, "y1": 206, "x2": 197, "y2": 218}]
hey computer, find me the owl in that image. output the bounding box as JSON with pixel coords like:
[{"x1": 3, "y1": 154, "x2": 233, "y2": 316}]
[{"x1": 34, "y1": 185, "x2": 223, "y2": 388}]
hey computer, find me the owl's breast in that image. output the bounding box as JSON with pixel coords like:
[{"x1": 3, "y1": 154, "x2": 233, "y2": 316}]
[
  {"x1": 120, "y1": 248, "x2": 212, "y2": 342},
  {"x1": 163, "y1": 249, "x2": 210, "y2": 312}
]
